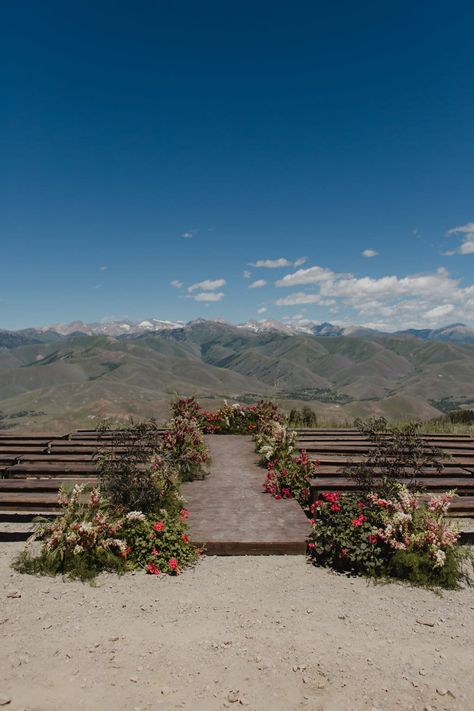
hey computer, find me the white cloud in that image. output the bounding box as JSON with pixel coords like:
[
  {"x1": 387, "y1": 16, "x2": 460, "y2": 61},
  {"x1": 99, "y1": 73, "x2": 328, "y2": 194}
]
[
  {"x1": 361, "y1": 249, "x2": 378, "y2": 258},
  {"x1": 276, "y1": 292, "x2": 323, "y2": 306},
  {"x1": 99, "y1": 265, "x2": 107, "y2": 271},
  {"x1": 188, "y1": 278, "x2": 226, "y2": 293},
  {"x1": 249, "y1": 279, "x2": 267, "y2": 289},
  {"x1": 250, "y1": 258, "x2": 291, "y2": 268},
  {"x1": 171, "y1": 280, "x2": 183, "y2": 289},
  {"x1": 446, "y1": 222, "x2": 474, "y2": 255},
  {"x1": 243, "y1": 270, "x2": 252, "y2": 279},
  {"x1": 273, "y1": 262, "x2": 474, "y2": 328},
  {"x1": 257, "y1": 306, "x2": 267, "y2": 314},
  {"x1": 424, "y1": 304, "x2": 455, "y2": 319},
  {"x1": 293, "y1": 256, "x2": 307, "y2": 267},
  {"x1": 275, "y1": 265, "x2": 335, "y2": 287},
  {"x1": 192, "y1": 292, "x2": 224, "y2": 302},
  {"x1": 181, "y1": 231, "x2": 193, "y2": 238}
]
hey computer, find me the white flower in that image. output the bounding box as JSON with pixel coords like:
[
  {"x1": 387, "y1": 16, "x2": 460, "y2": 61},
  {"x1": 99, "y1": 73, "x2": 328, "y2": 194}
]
[
  {"x1": 433, "y1": 549, "x2": 446, "y2": 568},
  {"x1": 73, "y1": 544, "x2": 84, "y2": 555},
  {"x1": 126, "y1": 511, "x2": 146, "y2": 521}
]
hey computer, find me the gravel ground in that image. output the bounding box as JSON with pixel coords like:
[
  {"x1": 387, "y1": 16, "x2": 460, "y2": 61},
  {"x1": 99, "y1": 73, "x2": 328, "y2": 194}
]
[{"x1": 1, "y1": 544, "x2": 473, "y2": 711}]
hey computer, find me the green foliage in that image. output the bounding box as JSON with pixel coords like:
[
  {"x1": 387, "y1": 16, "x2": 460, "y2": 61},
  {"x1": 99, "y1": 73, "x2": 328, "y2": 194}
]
[
  {"x1": 349, "y1": 417, "x2": 444, "y2": 498},
  {"x1": 308, "y1": 487, "x2": 471, "y2": 589},
  {"x1": 288, "y1": 406, "x2": 318, "y2": 427},
  {"x1": 12, "y1": 485, "x2": 129, "y2": 582},
  {"x1": 123, "y1": 508, "x2": 199, "y2": 575},
  {"x1": 262, "y1": 450, "x2": 315, "y2": 504},
  {"x1": 201, "y1": 399, "x2": 283, "y2": 435},
  {"x1": 13, "y1": 486, "x2": 197, "y2": 582},
  {"x1": 387, "y1": 547, "x2": 472, "y2": 590},
  {"x1": 97, "y1": 420, "x2": 178, "y2": 513},
  {"x1": 162, "y1": 409, "x2": 210, "y2": 481}
]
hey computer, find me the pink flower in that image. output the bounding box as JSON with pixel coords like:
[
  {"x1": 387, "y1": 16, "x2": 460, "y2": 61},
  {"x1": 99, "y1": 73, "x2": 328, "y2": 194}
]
[
  {"x1": 179, "y1": 509, "x2": 189, "y2": 521},
  {"x1": 152, "y1": 548, "x2": 159, "y2": 556},
  {"x1": 367, "y1": 534, "x2": 378, "y2": 545},
  {"x1": 168, "y1": 557, "x2": 178, "y2": 572},
  {"x1": 153, "y1": 521, "x2": 165, "y2": 531}
]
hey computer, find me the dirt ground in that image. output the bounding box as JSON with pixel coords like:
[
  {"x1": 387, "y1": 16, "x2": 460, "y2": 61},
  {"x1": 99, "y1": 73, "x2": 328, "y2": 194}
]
[{"x1": 0, "y1": 544, "x2": 473, "y2": 711}]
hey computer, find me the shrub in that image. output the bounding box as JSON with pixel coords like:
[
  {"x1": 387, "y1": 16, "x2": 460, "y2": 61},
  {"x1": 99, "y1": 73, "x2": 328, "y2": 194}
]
[
  {"x1": 349, "y1": 417, "x2": 444, "y2": 498},
  {"x1": 201, "y1": 399, "x2": 283, "y2": 435},
  {"x1": 308, "y1": 487, "x2": 472, "y2": 588},
  {"x1": 97, "y1": 420, "x2": 177, "y2": 513},
  {"x1": 13, "y1": 486, "x2": 198, "y2": 582},
  {"x1": 255, "y1": 420, "x2": 297, "y2": 464},
  {"x1": 122, "y1": 507, "x2": 199, "y2": 575},
  {"x1": 288, "y1": 406, "x2": 318, "y2": 428},
  {"x1": 170, "y1": 396, "x2": 203, "y2": 421},
  {"x1": 262, "y1": 449, "x2": 315, "y2": 504},
  {"x1": 13, "y1": 485, "x2": 129, "y2": 581},
  {"x1": 162, "y1": 413, "x2": 210, "y2": 481}
]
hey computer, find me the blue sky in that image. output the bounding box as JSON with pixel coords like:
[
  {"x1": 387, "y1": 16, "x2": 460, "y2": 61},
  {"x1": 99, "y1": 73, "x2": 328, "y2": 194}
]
[{"x1": 1, "y1": 1, "x2": 474, "y2": 331}]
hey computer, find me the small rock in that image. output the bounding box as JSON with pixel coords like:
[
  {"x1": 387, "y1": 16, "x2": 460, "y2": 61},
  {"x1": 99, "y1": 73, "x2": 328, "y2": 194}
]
[
  {"x1": 129, "y1": 676, "x2": 138, "y2": 683},
  {"x1": 436, "y1": 688, "x2": 448, "y2": 696},
  {"x1": 0, "y1": 695, "x2": 11, "y2": 706},
  {"x1": 227, "y1": 690, "x2": 239, "y2": 703},
  {"x1": 160, "y1": 687, "x2": 171, "y2": 696},
  {"x1": 109, "y1": 636, "x2": 119, "y2": 642},
  {"x1": 6, "y1": 591, "x2": 20, "y2": 599},
  {"x1": 416, "y1": 617, "x2": 436, "y2": 627}
]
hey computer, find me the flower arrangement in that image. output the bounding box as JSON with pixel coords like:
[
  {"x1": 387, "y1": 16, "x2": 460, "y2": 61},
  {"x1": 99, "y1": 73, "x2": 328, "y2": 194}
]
[
  {"x1": 162, "y1": 413, "x2": 210, "y2": 481},
  {"x1": 262, "y1": 449, "x2": 315, "y2": 505},
  {"x1": 307, "y1": 486, "x2": 472, "y2": 588},
  {"x1": 13, "y1": 485, "x2": 199, "y2": 581},
  {"x1": 201, "y1": 399, "x2": 283, "y2": 435}
]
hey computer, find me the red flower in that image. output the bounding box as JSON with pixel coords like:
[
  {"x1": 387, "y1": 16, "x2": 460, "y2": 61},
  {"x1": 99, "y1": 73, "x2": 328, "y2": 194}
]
[
  {"x1": 340, "y1": 548, "x2": 348, "y2": 556},
  {"x1": 147, "y1": 563, "x2": 161, "y2": 575},
  {"x1": 168, "y1": 557, "x2": 178, "y2": 572},
  {"x1": 322, "y1": 491, "x2": 341, "y2": 504},
  {"x1": 181, "y1": 533, "x2": 189, "y2": 543},
  {"x1": 367, "y1": 534, "x2": 378, "y2": 545},
  {"x1": 153, "y1": 521, "x2": 165, "y2": 531},
  {"x1": 152, "y1": 548, "x2": 159, "y2": 556},
  {"x1": 330, "y1": 503, "x2": 341, "y2": 512},
  {"x1": 351, "y1": 514, "x2": 366, "y2": 527},
  {"x1": 179, "y1": 509, "x2": 189, "y2": 521}
]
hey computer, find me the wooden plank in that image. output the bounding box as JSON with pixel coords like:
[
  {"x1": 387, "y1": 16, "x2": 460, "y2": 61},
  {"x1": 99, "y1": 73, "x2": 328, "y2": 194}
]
[
  {"x1": 309, "y1": 477, "x2": 474, "y2": 493},
  {"x1": 0, "y1": 479, "x2": 97, "y2": 491},
  {"x1": 313, "y1": 465, "x2": 473, "y2": 477}
]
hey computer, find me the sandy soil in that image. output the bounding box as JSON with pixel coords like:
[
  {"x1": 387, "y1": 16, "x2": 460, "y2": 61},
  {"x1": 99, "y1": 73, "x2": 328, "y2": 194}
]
[{"x1": 0, "y1": 545, "x2": 473, "y2": 711}]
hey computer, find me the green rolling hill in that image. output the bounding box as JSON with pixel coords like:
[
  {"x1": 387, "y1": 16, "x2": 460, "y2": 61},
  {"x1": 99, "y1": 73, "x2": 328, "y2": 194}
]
[{"x1": 1, "y1": 322, "x2": 474, "y2": 431}]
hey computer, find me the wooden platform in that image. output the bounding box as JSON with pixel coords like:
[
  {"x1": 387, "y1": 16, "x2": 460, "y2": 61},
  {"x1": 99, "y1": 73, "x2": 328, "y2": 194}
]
[{"x1": 182, "y1": 435, "x2": 309, "y2": 554}]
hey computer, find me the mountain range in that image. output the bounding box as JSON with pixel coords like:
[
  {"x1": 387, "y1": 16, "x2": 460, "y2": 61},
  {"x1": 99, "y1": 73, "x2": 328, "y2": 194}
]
[
  {"x1": 2, "y1": 317, "x2": 474, "y2": 345},
  {"x1": 1, "y1": 319, "x2": 474, "y2": 431}
]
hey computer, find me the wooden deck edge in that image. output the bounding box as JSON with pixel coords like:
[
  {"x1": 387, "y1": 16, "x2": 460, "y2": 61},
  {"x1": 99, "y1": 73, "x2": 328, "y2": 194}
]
[{"x1": 192, "y1": 540, "x2": 308, "y2": 555}]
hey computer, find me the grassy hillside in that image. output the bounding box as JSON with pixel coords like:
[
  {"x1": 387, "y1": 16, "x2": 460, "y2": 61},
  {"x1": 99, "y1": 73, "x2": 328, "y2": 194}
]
[{"x1": 1, "y1": 325, "x2": 474, "y2": 430}]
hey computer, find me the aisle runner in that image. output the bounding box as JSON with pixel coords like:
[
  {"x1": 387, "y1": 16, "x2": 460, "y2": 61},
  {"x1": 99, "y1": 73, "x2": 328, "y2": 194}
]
[{"x1": 182, "y1": 435, "x2": 309, "y2": 554}]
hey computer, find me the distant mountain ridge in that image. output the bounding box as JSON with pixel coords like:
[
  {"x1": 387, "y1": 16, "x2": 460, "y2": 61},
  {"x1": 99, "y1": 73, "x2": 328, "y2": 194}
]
[
  {"x1": 2, "y1": 318, "x2": 474, "y2": 346},
  {"x1": 1, "y1": 319, "x2": 474, "y2": 430}
]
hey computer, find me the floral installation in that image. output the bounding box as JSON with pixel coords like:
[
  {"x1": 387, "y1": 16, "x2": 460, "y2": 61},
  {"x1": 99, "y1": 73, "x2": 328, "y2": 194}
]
[
  {"x1": 307, "y1": 486, "x2": 472, "y2": 588},
  {"x1": 14, "y1": 485, "x2": 198, "y2": 581}
]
